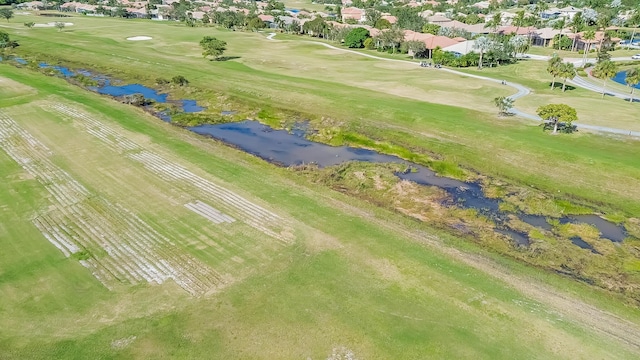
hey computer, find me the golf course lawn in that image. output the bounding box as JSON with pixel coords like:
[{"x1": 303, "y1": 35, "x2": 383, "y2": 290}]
[
  {"x1": 2, "y1": 58, "x2": 640, "y2": 360},
  {"x1": 2, "y1": 12, "x2": 640, "y2": 359}
]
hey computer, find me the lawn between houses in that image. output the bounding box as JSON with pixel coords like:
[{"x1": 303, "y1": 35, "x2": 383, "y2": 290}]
[{"x1": 4, "y1": 66, "x2": 640, "y2": 359}]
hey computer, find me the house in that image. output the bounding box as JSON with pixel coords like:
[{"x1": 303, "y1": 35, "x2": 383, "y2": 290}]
[
  {"x1": 472, "y1": 1, "x2": 491, "y2": 10},
  {"x1": 497, "y1": 25, "x2": 536, "y2": 36},
  {"x1": 403, "y1": 30, "x2": 464, "y2": 57},
  {"x1": 15, "y1": 1, "x2": 44, "y2": 10},
  {"x1": 567, "y1": 31, "x2": 621, "y2": 50},
  {"x1": 531, "y1": 27, "x2": 560, "y2": 47},
  {"x1": 557, "y1": 6, "x2": 582, "y2": 20},
  {"x1": 540, "y1": 9, "x2": 561, "y2": 20},
  {"x1": 428, "y1": 14, "x2": 451, "y2": 24},
  {"x1": 380, "y1": 15, "x2": 397, "y2": 24},
  {"x1": 442, "y1": 39, "x2": 476, "y2": 55},
  {"x1": 341, "y1": 7, "x2": 365, "y2": 23}
]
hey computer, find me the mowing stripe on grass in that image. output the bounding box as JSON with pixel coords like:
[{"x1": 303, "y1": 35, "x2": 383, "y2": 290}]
[
  {"x1": 47, "y1": 103, "x2": 294, "y2": 244},
  {"x1": 0, "y1": 110, "x2": 223, "y2": 296}
]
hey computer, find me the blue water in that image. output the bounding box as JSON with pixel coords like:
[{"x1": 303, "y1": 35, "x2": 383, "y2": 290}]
[
  {"x1": 181, "y1": 100, "x2": 204, "y2": 113},
  {"x1": 97, "y1": 84, "x2": 169, "y2": 102},
  {"x1": 612, "y1": 70, "x2": 640, "y2": 89},
  {"x1": 33, "y1": 62, "x2": 204, "y2": 112},
  {"x1": 189, "y1": 120, "x2": 630, "y2": 247}
]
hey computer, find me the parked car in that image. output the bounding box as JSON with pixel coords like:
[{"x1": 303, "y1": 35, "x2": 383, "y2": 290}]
[{"x1": 632, "y1": 54, "x2": 640, "y2": 60}]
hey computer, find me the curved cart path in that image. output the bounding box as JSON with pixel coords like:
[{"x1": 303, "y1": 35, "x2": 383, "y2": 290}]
[{"x1": 267, "y1": 33, "x2": 640, "y2": 137}]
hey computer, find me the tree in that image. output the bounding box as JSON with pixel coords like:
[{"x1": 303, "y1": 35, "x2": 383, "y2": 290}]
[
  {"x1": 537, "y1": 104, "x2": 578, "y2": 134},
  {"x1": 570, "y1": 12, "x2": 584, "y2": 51},
  {"x1": 171, "y1": 75, "x2": 189, "y2": 86},
  {"x1": 547, "y1": 55, "x2": 563, "y2": 90},
  {"x1": 377, "y1": 27, "x2": 404, "y2": 54},
  {"x1": 558, "y1": 63, "x2": 576, "y2": 92},
  {"x1": 422, "y1": 23, "x2": 440, "y2": 35},
  {"x1": 199, "y1": 36, "x2": 227, "y2": 60},
  {"x1": 509, "y1": 35, "x2": 528, "y2": 58},
  {"x1": 493, "y1": 96, "x2": 514, "y2": 116},
  {"x1": 55, "y1": 22, "x2": 65, "y2": 32},
  {"x1": 512, "y1": 10, "x2": 525, "y2": 34},
  {"x1": 0, "y1": 30, "x2": 17, "y2": 56},
  {"x1": 0, "y1": 8, "x2": 13, "y2": 22},
  {"x1": 403, "y1": 40, "x2": 426, "y2": 59},
  {"x1": 552, "y1": 18, "x2": 566, "y2": 35},
  {"x1": 302, "y1": 17, "x2": 328, "y2": 37},
  {"x1": 344, "y1": 27, "x2": 369, "y2": 48},
  {"x1": 364, "y1": 8, "x2": 381, "y2": 27},
  {"x1": 473, "y1": 36, "x2": 492, "y2": 69},
  {"x1": 592, "y1": 60, "x2": 618, "y2": 98},
  {"x1": 624, "y1": 68, "x2": 640, "y2": 103},
  {"x1": 582, "y1": 29, "x2": 595, "y2": 66},
  {"x1": 625, "y1": 10, "x2": 639, "y2": 50},
  {"x1": 484, "y1": 12, "x2": 502, "y2": 36},
  {"x1": 535, "y1": 1, "x2": 549, "y2": 27},
  {"x1": 248, "y1": 17, "x2": 265, "y2": 31},
  {"x1": 374, "y1": 18, "x2": 391, "y2": 30}
]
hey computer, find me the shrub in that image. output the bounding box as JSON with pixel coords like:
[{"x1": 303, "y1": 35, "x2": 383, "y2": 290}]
[{"x1": 171, "y1": 75, "x2": 189, "y2": 86}]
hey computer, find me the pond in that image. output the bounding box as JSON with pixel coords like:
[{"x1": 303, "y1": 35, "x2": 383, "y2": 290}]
[
  {"x1": 190, "y1": 121, "x2": 629, "y2": 246},
  {"x1": 36, "y1": 62, "x2": 204, "y2": 113},
  {"x1": 612, "y1": 70, "x2": 640, "y2": 89}
]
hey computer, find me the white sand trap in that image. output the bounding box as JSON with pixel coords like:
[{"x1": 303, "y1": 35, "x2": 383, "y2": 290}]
[
  {"x1": 127, "y1": 36, "x2": 152, "y2": 41},
  {"x1": 33, "y1": 22, "x2": 74, "y2": 28}
]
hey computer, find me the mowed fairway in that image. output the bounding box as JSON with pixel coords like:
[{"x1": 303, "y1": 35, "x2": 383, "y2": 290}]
[{"x1": 2, "y1": 63, "x2": 640, "y2": 358}]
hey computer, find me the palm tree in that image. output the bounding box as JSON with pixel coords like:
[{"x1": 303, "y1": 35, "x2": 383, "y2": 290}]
[
  {"x1": 559, "y1": 63, "x2": 576, "y2": 92},
  {"x1": 513, "y1": 10, "x2": 525, "y2": 34},
  {"x1": 473, "y1": 36, "x2": 493, "y2": 69},
  {"x1": 553, "y1": 18, "x2": 566, "y2": 35},
  {"x1": 627, "y1": 10, "x2": 640, "y2": 50},
  {"x1": 596, "y1": 14, "x2": 611, "y2": 50},
  {"x1": 625, "y1": 68, "x2": 640, "y2": 103},
  {"x1": 547, "y1": 55, "x2": 563, "y2": 90},
  {"x1": 593, "y1": 60, "x2": 618, "y2": 98},
  {"x1": 582, "y1": 29, "x2": 595, "y2": 66},
  {"x1": 509, "y1": 35, "x2": 528, "y2": 58},
  {"x1": 570, "y1": 12, "x2": 584, "y2": 52},
  {"x1": 535, "y1": 1, "x2": 549, "y2": 27},
  {"x1": 484, "y1": 12, "x2": 502, "y2": 37}
]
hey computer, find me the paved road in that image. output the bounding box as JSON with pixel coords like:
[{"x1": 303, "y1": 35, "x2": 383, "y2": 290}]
[{"x1": 267, "y1": 34, "x2": 640, "y2": 138}]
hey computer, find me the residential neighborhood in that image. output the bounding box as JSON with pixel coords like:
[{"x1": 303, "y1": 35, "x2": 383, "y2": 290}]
[{"x1": 10, "y1": 0, "x2": 639, "y2": 62}]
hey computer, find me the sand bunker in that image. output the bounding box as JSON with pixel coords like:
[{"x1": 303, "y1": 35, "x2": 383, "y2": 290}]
[
  {"x1": 126, "y1": 36, "x2": 153, "y2": 41},
  {"x1": 33, "y1": 22, "x2": 74, "y2": 28}
]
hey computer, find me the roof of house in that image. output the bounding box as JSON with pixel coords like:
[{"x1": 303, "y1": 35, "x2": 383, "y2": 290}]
[
  {"x1": 381, "y1": 15, "x2": 397, "y2": 24},
  {"x1": 534, "y1": 27, "x2": 560, "y2": 39},
  {"x1": 428, "y1": 15, "x2": 450, "y2": 23},
  {"x1": 341, "y1": 7, "x2": 364, "y2": 15},
  {"x1": 497, "y1": 25, "x2": 536, "y2": 36}
]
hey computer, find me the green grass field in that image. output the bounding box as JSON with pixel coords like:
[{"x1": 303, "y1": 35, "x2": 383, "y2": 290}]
[
  {"x1": 2, "y1": 13, "x2": 640, "y2": 358},
  {"x1": 2, "y1": 55, "x2": 640, "y2": 360}
]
